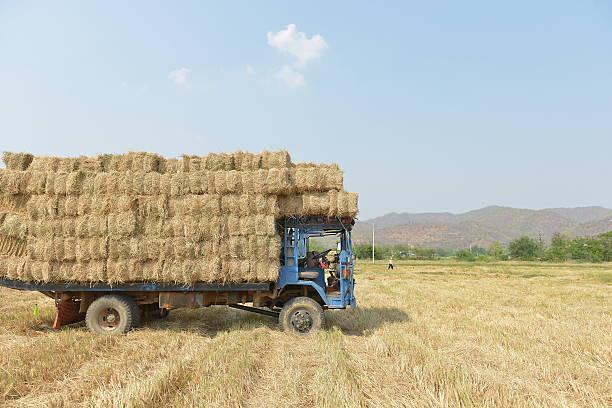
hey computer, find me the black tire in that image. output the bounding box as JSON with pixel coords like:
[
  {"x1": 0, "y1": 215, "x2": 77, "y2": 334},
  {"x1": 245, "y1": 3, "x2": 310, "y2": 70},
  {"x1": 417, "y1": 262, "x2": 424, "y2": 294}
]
[
  {"x1": 159, "y1": 308, "x2": 169, "y2": 318},
  {"x1": 278, "y1": 297, "x2": 325, "y2": 336},
  {"x1": 85, "y1": 294, "x2": 140, "y2": 335}
]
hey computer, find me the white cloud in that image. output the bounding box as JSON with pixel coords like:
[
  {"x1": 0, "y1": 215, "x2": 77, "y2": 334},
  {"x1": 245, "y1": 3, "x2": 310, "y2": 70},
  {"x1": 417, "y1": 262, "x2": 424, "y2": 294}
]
[
  {"x1": 277, "y1": 65, "x2": 305, "y2": 88},
  {"x1": 267, "y1": 24, "x2": 328, "y2": 68},
  {"x1": 168, "y1": 67, "x2": 190, "y2": 86},
  {"x1": 244, "y1": 64, "x2": 255, "y2": 74}
]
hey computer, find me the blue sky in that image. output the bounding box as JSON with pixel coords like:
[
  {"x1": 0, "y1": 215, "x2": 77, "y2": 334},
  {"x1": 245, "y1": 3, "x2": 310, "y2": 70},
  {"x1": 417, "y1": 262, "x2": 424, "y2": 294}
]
[{"x1": 1, "y1": 1, "x2": 611, "y2": 219}]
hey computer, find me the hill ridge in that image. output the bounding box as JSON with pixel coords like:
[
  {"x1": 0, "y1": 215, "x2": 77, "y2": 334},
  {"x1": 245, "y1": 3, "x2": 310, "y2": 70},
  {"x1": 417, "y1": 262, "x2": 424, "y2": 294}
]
[{"x1": 353, "y1": 206, "x2": 612, "y2": 249}]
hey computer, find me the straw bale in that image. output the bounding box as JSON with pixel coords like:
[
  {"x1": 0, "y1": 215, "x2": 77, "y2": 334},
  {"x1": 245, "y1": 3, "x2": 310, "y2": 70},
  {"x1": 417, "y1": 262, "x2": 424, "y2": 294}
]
[
  {"x1": 170, "y1": 173, "x2": 190, "y2": 196},
  {"x1": 0, "y1": 256, "x2": 26, "y2": 280},
  {"x1": 27, "y1": 237, "x2": 76, "y2": 261},
  {"x1": 220, "y1": 194, "x2": 278, "y2": 216},
  {"x1": 155, "y1": 217, "x2": 212, "y2": 241},
  {"x1": 24, "y1": 171, "x2": 47, "y2": 194},
  {"x1": 161, "y1": 158, "x2": 186, "y2": 173},
  {"x1": 2, "y1": 152, "x2": 33, "y2": 170},
  {"x1": 222, "y1": 236, "x2": 278, "y2": 259},
  {"x1": 186, "y1": 172, "x2": 207, "y2": 194},
  {"x1": 0, "y1": 235, "x2": 27, "y2": 256},
  {"x1": 142, "y1": 172, "x2": 163, "y2": 195},
  {"x1": 107, "y1": 260, "x2": 163, "y2": 283},
  {"x1": 182, "y1": 155, "x2": 205, "y2": 172},
  {"x1": 286, "y1": 191, "x2": 359, "y2": 217},
  {"x1": 260, "y1": 150, "x2": 292, "y2": 169},
  {"x1": 107, "y1": 213, "x2": 138, "y2": 236},
  {"x1": 0, "y1": 214, "x2": 28, "y2": 239},
  {"x1": 336, "y1": 191, "x2": 359, "y2": 217},
  {"x1": 224, "y1": 215, "x2": 275, "y2": 237},
  {"x1": 105, "y1": 152, "x2": 163, "y2": 172},
  {"x1": 78, "y1": 155, "x2": 107, "y2": 172},
  {"x1": 232, "y1": 151, "x2": 261, "y2": 171},
  {"x1": 204, "y1": 153, "x2": 234, "y2": 171},
  {"x1": 25, "y1": 260, "x2": 107, "y2": 283},
  {"x1": 75, "y1": 238, "x2": 108, "y2": 261},
  {"x1": 28, "y1": 157, "x2": 61, "y2": 172},
  {"x1": 0, "y1": 194, "x2": 30, "y2": 214},
  {"x1": 0, "y1": 170, "x2": 28, "y2": 195},
  {"x1": 239, "y1": 170, "x2": 275, "y2": 194},
  {"x1": 291, "y1": 167, "x2": 343, "y2": 192},
  {"x1": 214, "y1": 170, "x2": 242, "y2": 194},
  {"x1": 168, "y1": 195, "x2": 222, "y2": 217},
  {"x1": 220, "y1": 260, "x2": 279, "y2": 282},
  {"x1": 278, "y1": 195, "x2": 303, "y2": 216},
  {"x1": 136, "y1": 195, "x2": 169, "y2": 218},
  {"x1": 254, "y1": 260, "x2": 280, "y2": 281}
]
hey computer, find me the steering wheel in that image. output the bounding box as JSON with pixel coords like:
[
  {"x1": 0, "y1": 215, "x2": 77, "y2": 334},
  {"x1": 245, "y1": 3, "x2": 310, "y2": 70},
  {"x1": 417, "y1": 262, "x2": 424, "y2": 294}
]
[{"x1": 313, "y1": 249, "x2": 332, "y2": 259}]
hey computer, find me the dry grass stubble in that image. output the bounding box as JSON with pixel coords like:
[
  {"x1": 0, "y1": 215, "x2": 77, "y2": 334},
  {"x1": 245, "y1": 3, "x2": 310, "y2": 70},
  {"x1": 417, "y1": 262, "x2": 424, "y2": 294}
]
[{"x1": 0, "y1": 261, "x2": 610, "y2": 407}]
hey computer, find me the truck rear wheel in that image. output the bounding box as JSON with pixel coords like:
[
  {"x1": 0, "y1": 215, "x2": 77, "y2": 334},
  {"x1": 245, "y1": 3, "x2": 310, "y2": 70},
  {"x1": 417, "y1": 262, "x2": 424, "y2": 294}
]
[
  {"x1": 85, "y1": 294, "x2": 140, "y2": 335},
  {"x1": 278, "y1": 297, "x2": 325, "y2": 335}
]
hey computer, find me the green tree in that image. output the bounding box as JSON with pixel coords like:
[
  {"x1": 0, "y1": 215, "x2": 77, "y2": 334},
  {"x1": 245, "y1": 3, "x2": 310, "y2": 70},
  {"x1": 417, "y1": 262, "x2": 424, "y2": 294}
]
[
  {"x1": 455, "y1": 249, "x2": 476, "y2": 261},
  {"x1": 412, "y1": 247, "x2": 436, "y2": 260},
  {"x1": 508, "y1": 236, "x2": 539, "y2": 260},
  {"x1": 546, "y1": 233, "x2": 571, "y2": 261},
  {"x1": 487, "y1": 241, "x2": 506, "y2": 260},
  {"x1": 354, "y1": 244, "x2": 383, "y2": 260}
]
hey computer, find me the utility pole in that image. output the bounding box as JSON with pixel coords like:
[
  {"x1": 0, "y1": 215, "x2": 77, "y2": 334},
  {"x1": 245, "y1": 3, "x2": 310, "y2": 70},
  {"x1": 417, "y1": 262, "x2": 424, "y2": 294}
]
[{"x1": 372, "y1": 223, "x2": 375, "y2": 262}]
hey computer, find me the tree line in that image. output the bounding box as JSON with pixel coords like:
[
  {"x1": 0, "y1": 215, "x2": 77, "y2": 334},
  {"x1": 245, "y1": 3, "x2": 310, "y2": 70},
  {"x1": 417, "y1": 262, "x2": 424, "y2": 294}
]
[{"x1": 353, "y1": 231, "x2": 612, "y2": 263}]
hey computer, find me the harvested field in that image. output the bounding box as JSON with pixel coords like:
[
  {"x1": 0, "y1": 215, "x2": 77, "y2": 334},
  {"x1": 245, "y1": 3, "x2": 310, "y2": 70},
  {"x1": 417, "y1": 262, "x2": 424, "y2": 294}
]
[{"x1": 0, "y1": 261, "x2": 609, "y2": 407}]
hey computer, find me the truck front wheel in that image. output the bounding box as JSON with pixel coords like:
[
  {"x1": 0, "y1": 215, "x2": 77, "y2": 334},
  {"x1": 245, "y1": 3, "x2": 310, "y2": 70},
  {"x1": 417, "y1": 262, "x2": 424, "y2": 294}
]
[
  {"x1": 85, "y1": 294, "x2": 141, "y2": 335},
  {"x1": 278, "y1": 297, "x2": 325, "y2": 335}
]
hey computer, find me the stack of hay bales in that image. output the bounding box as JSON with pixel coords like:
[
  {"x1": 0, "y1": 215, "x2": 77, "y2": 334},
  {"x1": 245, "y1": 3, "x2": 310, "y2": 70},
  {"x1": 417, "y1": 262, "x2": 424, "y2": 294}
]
[{"x1": 0, "y1": 151, "x2": 358, "y2": 284}]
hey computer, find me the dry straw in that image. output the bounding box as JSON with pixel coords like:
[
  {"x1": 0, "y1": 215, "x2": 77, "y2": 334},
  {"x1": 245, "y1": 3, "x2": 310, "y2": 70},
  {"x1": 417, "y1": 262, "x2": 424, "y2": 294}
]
[
  {"x1": 0, "y1": 194, "x2": 30, "y2": 214},
  {"x1": 0, "y1": 213, "x2": 28, "y2": 240},
  {"x1": 0, "y1": 150, "x2": 357, "y2": 284},
  {"x1": 2, "y1": 152, "x2": 34, "y2": 171},
  {"x1": 0, "y1": 236, "x2": 27, "y2": 256}
]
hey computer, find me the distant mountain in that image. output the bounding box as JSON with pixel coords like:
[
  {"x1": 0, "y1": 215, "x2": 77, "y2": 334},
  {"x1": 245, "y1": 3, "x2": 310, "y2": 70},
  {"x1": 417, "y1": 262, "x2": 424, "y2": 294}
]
[
  {"x1": 353, "y1": 205, "x2": 612, "y2": 249},
  {"x1": 547, "y1": 206, "x2": 612, "y2": 223}
]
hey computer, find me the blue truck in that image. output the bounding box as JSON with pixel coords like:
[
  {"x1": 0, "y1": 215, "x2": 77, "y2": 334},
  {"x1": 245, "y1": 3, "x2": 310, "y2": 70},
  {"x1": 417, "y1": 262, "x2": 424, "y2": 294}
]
[{"x1": 0, "y1": 215, "x2": 356, "y2": 335}]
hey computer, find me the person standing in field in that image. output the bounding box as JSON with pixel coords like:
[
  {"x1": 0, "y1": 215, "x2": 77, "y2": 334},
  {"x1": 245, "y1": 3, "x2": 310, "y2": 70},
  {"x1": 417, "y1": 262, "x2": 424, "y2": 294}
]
[{"x1": 388, "y1": 258, "x2": 394, "y2": 270}]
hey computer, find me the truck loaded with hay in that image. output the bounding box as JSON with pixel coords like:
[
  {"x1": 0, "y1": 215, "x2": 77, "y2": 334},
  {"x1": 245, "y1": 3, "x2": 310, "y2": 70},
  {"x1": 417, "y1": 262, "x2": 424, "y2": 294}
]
[{"x1": 0, "y1": 151, "x2": 358, "y2": 335}]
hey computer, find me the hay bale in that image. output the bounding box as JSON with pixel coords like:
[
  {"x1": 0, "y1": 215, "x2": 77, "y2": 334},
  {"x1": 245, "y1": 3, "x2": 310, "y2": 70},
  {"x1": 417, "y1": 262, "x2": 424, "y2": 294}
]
[
  {"x1": 28, "y1": 156, "x2": 61, "y2": 172},
  {"x1": 0, "y1": 170, "x2": 28, "y2": 195},
  {"x1": 187, "y1": 172, "x2": 208, "y2": 194},
  {"x1": 0, "y1": 256, "x2": 26, "y2": 280},
  {"x1": 168, "y1": 195, "x2": 222, "y2": 217},
  {"x1": 260, "y1": 150, "x2": 292, "y2": 169},
  {"x1": 107, "y1": 214, "x2": 138, "y2": 236},
  {"x1": 136, "y1": 195, "x2": 169, "y2": 218},
  {"x1": 278, "y1": 195, "x2": 303, "y2": 216},
  {"x1": 170, "y1": 173, "x2": 190, "y2": 196},
  {"x1": 213, "y1": 170, "x2": 242, "y2": 194},
  {"x1": 107, "y1": 260, "x2": 163, "y2": 283},
  {"x1": 0, "y1": 214, "x2": 28, "y2": 239},
  {"x1": 161, "y1": 158, "x2": 186, "y2": 173},
  {"x1": 204, "y1": 153, "x2": 234, "y2": 171},
  {"x1": 182, "y1": 155, "x2": 205, "y2": 172},
  {"x1": 105, "y1": 152, "x2": 163, "y2": 172},
  {"x1": 24, "y1": 171, "x2": 47, "y2": 194},
  {"x1": 232, "y1": 151, "x2": 261, "y2": 170},
  {"x1": 291, "y1": 167, "x2": 344, "y2": 192},
  {"x1": 2, "y1": 152, "x2": 33, "y2": 170},
  {"x1": 0, "y1": 194, "x2": 30, "y2": 214},
  {"x1": 0, "y1": 235, "x2": 27, "y2": 256}
]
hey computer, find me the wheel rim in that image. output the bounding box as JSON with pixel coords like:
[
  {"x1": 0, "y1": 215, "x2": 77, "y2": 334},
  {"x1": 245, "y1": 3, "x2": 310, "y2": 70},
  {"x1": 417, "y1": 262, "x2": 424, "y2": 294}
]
[
  {"x1": 290, "y1": 309, "x2": 314, "y2": 333},
  {"x1": 98, "y1": 307, "x2": 121, "y2": 331}
]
